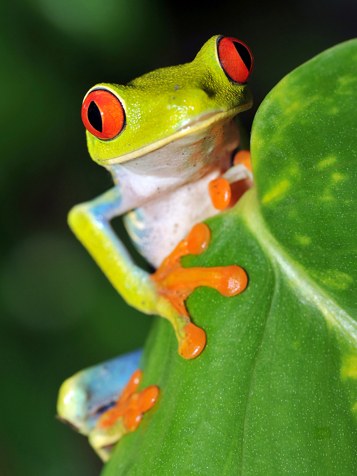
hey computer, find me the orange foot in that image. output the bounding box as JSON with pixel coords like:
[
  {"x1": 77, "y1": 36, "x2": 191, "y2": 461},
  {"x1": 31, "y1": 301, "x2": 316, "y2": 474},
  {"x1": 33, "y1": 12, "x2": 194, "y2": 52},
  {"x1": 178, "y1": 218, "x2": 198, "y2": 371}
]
[
  {"x1": 151, "y1": 223, "x2": 248, "y2": 360},
  {"x1": 233, "y1": 150, "x2": 252, "y2": 171},
  {"x1": 209, "y1": 150, "x2": 253, "y2": 211},
  {"x1": 97, "y1": 369, "x2": 159, "y2": 432}
]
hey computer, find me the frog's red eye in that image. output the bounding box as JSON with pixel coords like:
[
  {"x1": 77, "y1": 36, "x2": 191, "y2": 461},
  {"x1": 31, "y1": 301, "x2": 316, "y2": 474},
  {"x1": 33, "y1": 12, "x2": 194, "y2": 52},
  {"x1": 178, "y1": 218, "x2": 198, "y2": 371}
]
[
  {"x1": 81, "y1": 89, "x2": 125, "y2": 140},
  {"x1": 217, "y1": 37, "x2": 254, "y2": 84}
]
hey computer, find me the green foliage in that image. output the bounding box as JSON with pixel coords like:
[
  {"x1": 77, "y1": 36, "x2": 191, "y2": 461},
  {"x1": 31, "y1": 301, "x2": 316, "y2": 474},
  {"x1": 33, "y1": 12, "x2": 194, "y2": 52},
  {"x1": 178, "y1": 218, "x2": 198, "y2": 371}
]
[{"x1": 102, "y1": 40, "x2": 357, "y2": 474}]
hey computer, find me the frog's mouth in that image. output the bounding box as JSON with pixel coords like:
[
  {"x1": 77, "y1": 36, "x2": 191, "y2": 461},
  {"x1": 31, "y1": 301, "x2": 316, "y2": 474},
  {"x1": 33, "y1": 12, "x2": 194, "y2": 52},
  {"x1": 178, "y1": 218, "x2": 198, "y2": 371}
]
[
  {"x1": 99, "y1": 101, "x2": 252, "y2": 166},
  {"x1": 175, "y1": 101, "x2": 252, "y2": 134}
]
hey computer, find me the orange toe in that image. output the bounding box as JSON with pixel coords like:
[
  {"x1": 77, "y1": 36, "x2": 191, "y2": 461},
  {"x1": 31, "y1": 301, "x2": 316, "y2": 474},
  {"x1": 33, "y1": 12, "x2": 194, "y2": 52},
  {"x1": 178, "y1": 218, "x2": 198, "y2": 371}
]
[{"x1": 179, "y1": 322, "x2": 207, "y2": 359}]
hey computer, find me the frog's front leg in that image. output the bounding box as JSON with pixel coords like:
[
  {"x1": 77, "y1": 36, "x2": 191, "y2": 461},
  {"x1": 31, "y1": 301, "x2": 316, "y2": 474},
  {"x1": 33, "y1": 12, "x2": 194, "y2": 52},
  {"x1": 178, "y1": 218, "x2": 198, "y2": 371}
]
[
  {"x1": 68, "y1": 185, "x2": 206, "y2": 359},
  {"x1": 208, "y1": 151, "x2": 254, "y2": 210},
  {"x1": 151, "y1": 221, "x2": 248, "y2": 358}
]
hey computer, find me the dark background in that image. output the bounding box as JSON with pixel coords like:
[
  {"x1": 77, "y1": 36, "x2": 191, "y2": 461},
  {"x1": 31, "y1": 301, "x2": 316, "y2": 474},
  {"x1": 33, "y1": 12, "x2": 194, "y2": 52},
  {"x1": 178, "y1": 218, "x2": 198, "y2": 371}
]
[{"x1": 0, "y1": 0, "x2": 355, "y2": 474}]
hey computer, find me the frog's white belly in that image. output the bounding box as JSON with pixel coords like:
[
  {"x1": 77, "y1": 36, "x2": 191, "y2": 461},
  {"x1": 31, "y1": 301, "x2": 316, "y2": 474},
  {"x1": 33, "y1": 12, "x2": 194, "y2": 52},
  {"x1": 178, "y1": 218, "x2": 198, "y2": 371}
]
[{"x1": 123, "y1": 170, "x2": 220, "y2": 268}]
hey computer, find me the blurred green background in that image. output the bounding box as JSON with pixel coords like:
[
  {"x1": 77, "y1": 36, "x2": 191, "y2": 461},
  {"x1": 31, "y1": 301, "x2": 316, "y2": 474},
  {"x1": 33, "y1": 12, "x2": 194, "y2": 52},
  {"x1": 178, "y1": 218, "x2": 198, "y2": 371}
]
[{"x1": 0, "y1": 0, "x2": 355, "y2": 474}]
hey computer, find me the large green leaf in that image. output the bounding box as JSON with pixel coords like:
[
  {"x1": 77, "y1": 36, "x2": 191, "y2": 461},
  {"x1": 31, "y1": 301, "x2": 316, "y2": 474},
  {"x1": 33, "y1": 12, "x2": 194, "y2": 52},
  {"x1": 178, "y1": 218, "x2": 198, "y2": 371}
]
[{"x1": 102, "y1": 40, "x2": 357, "y2": 474}]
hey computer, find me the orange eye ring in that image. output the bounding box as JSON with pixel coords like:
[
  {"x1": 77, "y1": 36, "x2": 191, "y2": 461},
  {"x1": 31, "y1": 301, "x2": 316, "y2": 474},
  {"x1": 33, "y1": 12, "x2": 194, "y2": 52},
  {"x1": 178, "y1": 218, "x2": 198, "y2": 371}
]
[
  {"x1": 81, "y1": 89, "x2": 125, "y2": 140},
  {"x1": 217, "y1": 37, "x2": 254, "y2": 84}
]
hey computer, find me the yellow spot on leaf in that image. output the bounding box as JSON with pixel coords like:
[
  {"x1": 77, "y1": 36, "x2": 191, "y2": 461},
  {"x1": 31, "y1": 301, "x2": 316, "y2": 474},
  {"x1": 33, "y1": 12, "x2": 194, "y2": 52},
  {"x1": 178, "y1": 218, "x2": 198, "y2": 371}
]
[
  {"x1": 320, "y1": 195, "x2": 334, "y2": 202},
  {"x1": 295, "y1": 234, "x2": 311, "y2": 245},
  {"x1": 285, "y1": 101, "x2": 300, "y2": 115},
  {"x1": 261, "y1": 179, "x2": 291, "y2": 204},
  {"x1": 317, "y1": 157, "x2": 337, "y2": 170},
  {"x1": 320, "y1": 187, "x2": 334, "y2": 201},
  {"x1": 313, "y1": 269, "x2": 354, "y2": 291},
  {"x1": 332, "y1": 172, "x2": 345, "y2": 182},
  {"x1": 341, "y1": 355, "x2": 357, "y2": 380},
  {"x1": 337, "y1": 75, "x2": 357, "y2": 87}
]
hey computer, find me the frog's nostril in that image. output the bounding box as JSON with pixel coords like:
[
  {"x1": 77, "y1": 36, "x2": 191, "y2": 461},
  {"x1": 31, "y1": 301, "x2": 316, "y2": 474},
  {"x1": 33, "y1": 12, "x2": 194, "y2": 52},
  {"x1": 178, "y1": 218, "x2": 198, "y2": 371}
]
[{"x1": 203, "y1": 87, "x2": 216, "y2": 99}]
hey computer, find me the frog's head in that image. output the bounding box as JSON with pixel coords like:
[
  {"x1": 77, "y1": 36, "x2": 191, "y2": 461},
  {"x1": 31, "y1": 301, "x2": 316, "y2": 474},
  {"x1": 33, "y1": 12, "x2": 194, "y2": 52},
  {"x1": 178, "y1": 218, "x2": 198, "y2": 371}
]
[{"x1": 81, "y1": 35, "x2": 253, "y2": 166}]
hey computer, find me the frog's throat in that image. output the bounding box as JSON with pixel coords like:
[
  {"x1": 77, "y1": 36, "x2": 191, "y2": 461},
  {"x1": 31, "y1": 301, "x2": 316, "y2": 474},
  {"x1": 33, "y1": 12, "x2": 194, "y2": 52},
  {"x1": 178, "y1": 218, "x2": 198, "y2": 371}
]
[{"x1": 97, "y1": 102, "x2": 252, "y2": 166}]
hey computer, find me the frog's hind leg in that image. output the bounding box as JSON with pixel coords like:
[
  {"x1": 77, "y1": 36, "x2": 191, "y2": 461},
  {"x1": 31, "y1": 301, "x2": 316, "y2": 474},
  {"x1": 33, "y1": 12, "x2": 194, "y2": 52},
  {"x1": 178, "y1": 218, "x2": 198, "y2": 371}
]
[
  {"x1": 57, "y1": 349, "x2": 142, "y2": 435},
  {"x1": 89, "y1": 369, "x2": 159, "y2": 462},
  {"x1": 57, "y1": 349, "x2": 159, "y2": 461}
]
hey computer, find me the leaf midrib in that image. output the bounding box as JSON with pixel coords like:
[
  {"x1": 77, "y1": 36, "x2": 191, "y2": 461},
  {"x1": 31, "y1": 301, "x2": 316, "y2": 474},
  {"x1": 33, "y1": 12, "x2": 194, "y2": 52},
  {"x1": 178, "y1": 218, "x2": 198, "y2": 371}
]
[{"x1": 239, "y1": 188, "x2": 357, "y2": 347}]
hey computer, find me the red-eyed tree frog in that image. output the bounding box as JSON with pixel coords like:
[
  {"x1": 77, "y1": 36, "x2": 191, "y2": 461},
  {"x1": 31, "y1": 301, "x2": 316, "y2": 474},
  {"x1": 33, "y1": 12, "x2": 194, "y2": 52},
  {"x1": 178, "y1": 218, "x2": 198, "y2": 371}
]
[{"x1": 57, "y1": 35, "x2": 254, "y2": 462}]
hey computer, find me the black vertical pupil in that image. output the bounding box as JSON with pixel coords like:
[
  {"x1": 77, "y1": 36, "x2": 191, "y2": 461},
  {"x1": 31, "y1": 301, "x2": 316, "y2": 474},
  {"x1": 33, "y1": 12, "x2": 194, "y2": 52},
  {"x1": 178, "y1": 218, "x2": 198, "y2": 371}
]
[
  {"x1": 233, "y1": 42, "x2": 251, "y2": 71},
  {"x1": 88, "y1": 101, "x2": 102, "y2": 132}
]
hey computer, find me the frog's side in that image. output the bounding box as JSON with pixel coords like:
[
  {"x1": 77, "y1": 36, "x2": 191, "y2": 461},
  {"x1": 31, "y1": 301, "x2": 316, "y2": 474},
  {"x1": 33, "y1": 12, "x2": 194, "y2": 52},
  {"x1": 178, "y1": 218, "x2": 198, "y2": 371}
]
[{"x1": 57, "y1": 35, "x2": 254, "y2": 461}]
